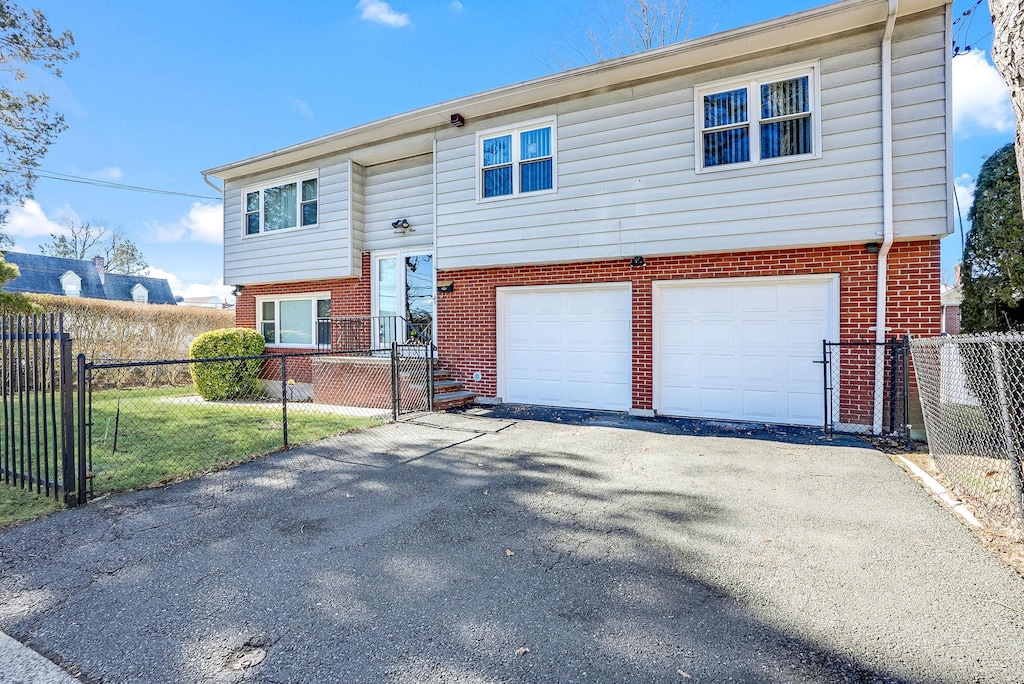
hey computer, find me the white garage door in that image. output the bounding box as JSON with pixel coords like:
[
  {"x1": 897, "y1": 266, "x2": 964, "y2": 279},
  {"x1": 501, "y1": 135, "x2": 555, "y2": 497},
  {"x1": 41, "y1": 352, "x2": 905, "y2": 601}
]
[
  {"x1": 655, "y1": 275, "x2": 838, "y2": 426},
  {"x1": 498, "y1": 283, "x2": 631, "y2": 411}
]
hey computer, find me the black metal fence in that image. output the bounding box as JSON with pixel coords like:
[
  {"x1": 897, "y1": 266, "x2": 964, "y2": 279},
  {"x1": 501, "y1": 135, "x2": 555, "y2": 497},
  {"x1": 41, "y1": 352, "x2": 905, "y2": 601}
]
[
  {"x1": 822, "y1": 338, "x2": 910, "y2": 448},
  {"x1": 0, "y1": 314, "x2": 84, "y2": 504},
  {"x1": 78, "y1": 342, "x2": 434, "y2": 499}
]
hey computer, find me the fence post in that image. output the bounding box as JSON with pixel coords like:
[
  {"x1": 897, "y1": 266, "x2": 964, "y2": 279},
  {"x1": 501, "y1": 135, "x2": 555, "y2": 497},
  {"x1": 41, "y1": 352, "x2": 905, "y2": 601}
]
[
  {"x1": 59, "y1": 333, "x2": 76, "y2": 505},
  {"x1": 990, "y1": 340, "x2": 1024, "y2": 523},
  {"x1": 280, "y1": 355, "x2": 289, "y2": 449},
  {"x1": 427, "y1": 346, "x2": 435, "y2": 412},
  {"x1": 391, "y1": 341, "x2": 399, "y2": 421},
  {"x1": 76, "y1": 353, "x2": 88, "y2": 505},
  {"x1": 902, "y1": 335, "x2": 911, "y2": 452}
]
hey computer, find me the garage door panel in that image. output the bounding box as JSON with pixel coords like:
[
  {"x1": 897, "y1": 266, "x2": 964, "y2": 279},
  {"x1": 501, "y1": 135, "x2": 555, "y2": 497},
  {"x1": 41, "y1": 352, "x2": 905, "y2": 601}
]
[
  {"x1": 700, "y1": 320, "x2": 734, "y2": 346},
  {"x1": 742, "y1": 286, "x2": 779, "y2": 312},
  {"x1": 742, "y1": 355, "x2": 778, "y2": 383},
  {"x1": 698, "y1": 288, "x2": 734, "y2": 313},
  {"x1": 657, "y1": 276, "x2": 836, "y2": 426},
  {"x1": 743, "y1": 390, "x2": 778, "y2": 418},
  {"x1": 500, "y1": 285, "x2": 631, "y2": 411},
  {"x1": 742, "y1": 320, "x2": 779, "y2": 347},
  {"x1": 700, "y1": 354, "x2": 736, "y2": 382}
]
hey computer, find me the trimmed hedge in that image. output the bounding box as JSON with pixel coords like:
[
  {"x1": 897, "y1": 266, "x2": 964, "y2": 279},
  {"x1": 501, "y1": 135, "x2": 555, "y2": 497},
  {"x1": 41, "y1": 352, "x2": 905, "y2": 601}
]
[{"x1": 189, "y1": 328, "x2": 266, "y2": 400}]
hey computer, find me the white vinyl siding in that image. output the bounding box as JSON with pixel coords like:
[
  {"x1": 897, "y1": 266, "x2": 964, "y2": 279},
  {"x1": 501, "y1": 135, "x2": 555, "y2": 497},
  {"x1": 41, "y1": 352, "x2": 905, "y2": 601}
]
[
  {"x1": 434, "y1": 9, "x2": 948, "y2": 271},
  {"x1": 362, "y1": 153, "x2": 434, "y2": 253},
  {"x1": 223, "y1": 158, "x2": 354, "y2": 285}
]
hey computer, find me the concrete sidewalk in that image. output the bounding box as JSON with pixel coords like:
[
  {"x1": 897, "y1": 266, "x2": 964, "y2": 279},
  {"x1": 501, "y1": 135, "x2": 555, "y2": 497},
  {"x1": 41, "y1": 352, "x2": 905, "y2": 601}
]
[
  {"x1": 0, "y1": 631, "x2": 80, "y2": 683},
  {"x1": 1, "y1": 413, "x2": 1022, "y2": 683}
]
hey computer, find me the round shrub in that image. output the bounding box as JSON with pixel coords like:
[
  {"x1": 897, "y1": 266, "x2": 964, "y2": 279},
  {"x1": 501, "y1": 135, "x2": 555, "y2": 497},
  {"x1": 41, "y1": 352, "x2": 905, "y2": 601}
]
[{"x1": 189, "y1": 328, "x2": 266, "y2": 400}]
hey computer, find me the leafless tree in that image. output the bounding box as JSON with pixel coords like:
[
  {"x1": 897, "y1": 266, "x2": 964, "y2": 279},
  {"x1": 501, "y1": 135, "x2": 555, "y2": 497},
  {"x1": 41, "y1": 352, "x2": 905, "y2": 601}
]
[
  {"x1": 989, "y1": 0, "x2": 1024, "y2": 216},
  {"x1": 548, "y1": 0, "x2": 714, "y2": 70},
  {"x1": 39, "y1": 218, "x2": 148, "y2": 275}
]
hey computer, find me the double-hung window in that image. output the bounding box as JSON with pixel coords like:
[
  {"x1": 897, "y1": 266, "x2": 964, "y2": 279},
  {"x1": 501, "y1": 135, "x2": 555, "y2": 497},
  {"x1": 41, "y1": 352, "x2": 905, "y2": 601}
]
[
  {"x1": 258, "y1": 295, "x2": 331, "y2": 347},
  {"x1": 244, "y1": 174, "x2": 319, "y2": 235},
  {"x1": 696, "y1": 63, "x2": 818, "y2": 171},
  {"x1": 478, "y1": 119, "x2": 556, "y2": 200}
]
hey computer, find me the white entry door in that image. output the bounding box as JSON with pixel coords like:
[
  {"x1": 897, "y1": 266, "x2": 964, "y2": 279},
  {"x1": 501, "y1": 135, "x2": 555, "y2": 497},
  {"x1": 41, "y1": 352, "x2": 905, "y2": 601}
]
[
  {"x1": 498, "y1": 283, "x2": 631, "y2": 411},
  {"x1": 654, "y1": 275, "x2": 838, "y2": 426}
]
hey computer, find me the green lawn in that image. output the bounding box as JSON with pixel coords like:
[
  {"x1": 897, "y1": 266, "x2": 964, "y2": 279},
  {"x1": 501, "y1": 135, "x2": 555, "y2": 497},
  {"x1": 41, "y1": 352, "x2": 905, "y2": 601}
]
[
  {"x1": 87, "y1": 386, "x2": 384, "y2": 494},
  {"x1": 0, "y1": 484, "x2": 63, "y2": 528}
]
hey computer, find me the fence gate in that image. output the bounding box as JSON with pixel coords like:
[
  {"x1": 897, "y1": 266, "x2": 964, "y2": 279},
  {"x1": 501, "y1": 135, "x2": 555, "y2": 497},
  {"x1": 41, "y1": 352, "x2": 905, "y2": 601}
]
[
  {"x1": 1, "y1": 314, "x2": 86, "y2": 505},
  {"x1": 822, "y1": 337, "x2": 910, "y2": 448}
]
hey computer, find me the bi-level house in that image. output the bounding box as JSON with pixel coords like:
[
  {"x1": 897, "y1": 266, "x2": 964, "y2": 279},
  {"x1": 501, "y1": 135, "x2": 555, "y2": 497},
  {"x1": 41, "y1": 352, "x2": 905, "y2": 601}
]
[{"x1": 203, "y1": 0, "x2": 951, "y2": 428}]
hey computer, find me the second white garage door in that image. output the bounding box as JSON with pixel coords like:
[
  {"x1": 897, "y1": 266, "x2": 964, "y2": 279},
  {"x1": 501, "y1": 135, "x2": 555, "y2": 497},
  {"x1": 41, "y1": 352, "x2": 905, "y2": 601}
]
[
  {"x1": 655, "y1": 275, "x2": 838, "y2": 426},
  {"x1": 498, "y1": 283, "x2": 631, "y2": 411}
]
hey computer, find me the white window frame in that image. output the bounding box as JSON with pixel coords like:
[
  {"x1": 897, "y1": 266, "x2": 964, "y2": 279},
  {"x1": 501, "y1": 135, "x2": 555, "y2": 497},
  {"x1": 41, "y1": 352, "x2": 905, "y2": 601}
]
[
  {"x1": 60, "y1": 271, "x2": 82, "y2": 298},
  {"x1": 131, "y1": 284, "x2": 149, "y2": 304},
  {"x1": 476, "y1": 116, "x2": 557, "y2": 202},
  {"x1": 256, "y1": 292, "x2": 331, "y2": 349},
  {"x1": 694, "y1": 61, "x2": 821, "y2": 174},
  {"x1": 241, "y1": 171, "x2": 320, "y2": 238}
]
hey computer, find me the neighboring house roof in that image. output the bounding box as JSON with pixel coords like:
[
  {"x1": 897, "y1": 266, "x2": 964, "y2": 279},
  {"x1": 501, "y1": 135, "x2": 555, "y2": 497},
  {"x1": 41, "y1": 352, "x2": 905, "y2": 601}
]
[
  {"x1": 203, "y1": 0, "x2": 948, "y2": 181},
  {"x1": 941, "y1": 284, "x2": 963, "y2": 306},
  {"x1": 1, "y1": 252, "x2": 177, "y2": 305}
]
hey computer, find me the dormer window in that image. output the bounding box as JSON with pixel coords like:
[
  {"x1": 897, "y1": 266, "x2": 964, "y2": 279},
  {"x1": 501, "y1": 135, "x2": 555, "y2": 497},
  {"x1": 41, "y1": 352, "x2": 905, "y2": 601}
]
[
  {"x1": 131, "y1": 283, "x2": 149, "y2": 304},
  {"x1": 243, "y1": 173, "x2": 319, "y2": 236},
  {"x1": 60, "y1": 271, "x2": 82, "y2": 297}
]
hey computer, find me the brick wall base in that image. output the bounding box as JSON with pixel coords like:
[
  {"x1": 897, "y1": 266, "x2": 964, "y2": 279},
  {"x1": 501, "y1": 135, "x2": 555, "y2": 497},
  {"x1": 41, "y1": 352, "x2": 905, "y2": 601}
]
[{"x1": 435, "y1": 241, "x2": 941, "y2": 413}]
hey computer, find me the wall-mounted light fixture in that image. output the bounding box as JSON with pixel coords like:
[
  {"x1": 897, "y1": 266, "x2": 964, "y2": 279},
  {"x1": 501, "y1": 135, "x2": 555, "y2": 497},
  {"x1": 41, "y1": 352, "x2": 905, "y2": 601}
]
[
  {"x1": 437, "y1": 280, "x2": 455, "y2": 293},
  {"x1": 630, "y1": 256, "x2": 646, "y2": 268},
  {"x1": 392, "y1": 218, "x2": 412, "y2": 234},
  {"x1": 231, "y1": 286, "x2": 243, "y2": 297},
  {"x1": 864, "y1": 242, "x2": 881, "y2": 254},
  {"x1": 450, "y1": 113, "x2": 465, "y2": 127}
]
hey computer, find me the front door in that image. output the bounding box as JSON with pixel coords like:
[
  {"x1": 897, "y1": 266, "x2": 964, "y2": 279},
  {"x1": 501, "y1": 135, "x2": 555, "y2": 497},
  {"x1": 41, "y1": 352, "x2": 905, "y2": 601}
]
[{"x1": 373, "y1": 251, "x2": 434, "y2": 348}]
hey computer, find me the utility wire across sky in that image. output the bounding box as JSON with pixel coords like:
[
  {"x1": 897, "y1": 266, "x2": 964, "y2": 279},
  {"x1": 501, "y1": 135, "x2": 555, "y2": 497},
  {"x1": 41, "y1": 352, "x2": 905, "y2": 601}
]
[{"x1": 0, "y1": 165, "x2": 221, "y2": 202}]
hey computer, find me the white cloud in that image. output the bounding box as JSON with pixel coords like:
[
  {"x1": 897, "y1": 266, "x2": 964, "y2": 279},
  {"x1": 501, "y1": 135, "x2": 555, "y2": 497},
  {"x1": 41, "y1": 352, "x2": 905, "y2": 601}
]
[
  {"x1": 151, "y1": 202, "x2": 222, "y2": 245},
  {"x1": 289, "y1": 97, "x2": 313, "y2": 120},
  {"x1": 144, "y1": 266, "x2": 234, "y2": 302},
  {"x1": 1, "y1": 199, "x2": 74, "y2": 241},
  {"x1": 954, "y1": 173, "x2": 975, "y2": 224},
  {"x1": 357, "y1": 0, "x2": 410, "y2": 27},
  {"x1": 450, "y1": 0, "x2": 463, "y2": 11},
  {"x1": 91, "y1": 166, "x2": 123, "y2": 181},
  {"x1": 952, "y1": 50, "x2": 1014, "y2": 136}
]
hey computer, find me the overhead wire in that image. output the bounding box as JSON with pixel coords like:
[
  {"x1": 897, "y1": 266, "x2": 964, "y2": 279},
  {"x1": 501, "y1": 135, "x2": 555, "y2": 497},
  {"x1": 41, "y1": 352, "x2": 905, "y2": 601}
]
[{"x1": 0, "y1": 164, "x2": 221, "y2": 201}]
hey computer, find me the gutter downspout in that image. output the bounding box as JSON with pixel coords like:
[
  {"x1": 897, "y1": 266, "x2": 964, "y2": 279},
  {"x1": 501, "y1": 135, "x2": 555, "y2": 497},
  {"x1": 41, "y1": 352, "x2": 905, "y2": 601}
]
[
  {"x1": 873, "y1": 0, "x2": 899, "y2": 435},
  {"x1": 202, "y1": 173, "x2": 223, "y2": 195}
]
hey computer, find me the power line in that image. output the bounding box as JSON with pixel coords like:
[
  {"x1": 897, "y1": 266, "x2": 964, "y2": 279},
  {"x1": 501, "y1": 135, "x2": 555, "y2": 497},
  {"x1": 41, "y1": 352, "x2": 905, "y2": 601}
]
[{"x1": 0, "y1": 165, "x2": 222, "y2": 201}]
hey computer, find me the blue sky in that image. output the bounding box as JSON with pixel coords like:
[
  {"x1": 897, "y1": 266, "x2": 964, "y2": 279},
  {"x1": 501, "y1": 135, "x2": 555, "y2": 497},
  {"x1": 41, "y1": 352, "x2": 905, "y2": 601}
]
[{"x1": 0, "y1": 0, "x2": 1013, "y2": 298}]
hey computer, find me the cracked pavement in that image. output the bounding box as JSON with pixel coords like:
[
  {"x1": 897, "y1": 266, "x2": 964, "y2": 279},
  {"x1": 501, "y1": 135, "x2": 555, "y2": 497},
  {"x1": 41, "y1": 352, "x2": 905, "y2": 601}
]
[{"x1": 1, "y1": 410, "x2": 1023, "y2": 683}]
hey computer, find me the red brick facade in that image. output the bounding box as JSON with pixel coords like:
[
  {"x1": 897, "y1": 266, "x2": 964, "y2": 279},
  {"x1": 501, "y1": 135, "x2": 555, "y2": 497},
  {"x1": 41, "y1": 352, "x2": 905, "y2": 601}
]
[
  {"x1": 435, "y1": 241, "x2": 941, "y2": 410},
  {"x1": 235, "y1": 241, "x2": 941, "y2": 417}
]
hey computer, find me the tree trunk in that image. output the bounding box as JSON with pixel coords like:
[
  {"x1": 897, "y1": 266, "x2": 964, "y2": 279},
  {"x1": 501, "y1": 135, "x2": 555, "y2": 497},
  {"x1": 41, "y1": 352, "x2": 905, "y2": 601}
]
[{"x1": 990, "y1": 0, "x2": 1024, "y2": 216}]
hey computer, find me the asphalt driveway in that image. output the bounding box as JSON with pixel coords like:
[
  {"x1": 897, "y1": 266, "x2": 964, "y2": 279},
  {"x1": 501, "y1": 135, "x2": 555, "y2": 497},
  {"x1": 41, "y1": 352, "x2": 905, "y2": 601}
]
[{"x1": 1, "y1": 410, "x2": 1022, "y2": 683}]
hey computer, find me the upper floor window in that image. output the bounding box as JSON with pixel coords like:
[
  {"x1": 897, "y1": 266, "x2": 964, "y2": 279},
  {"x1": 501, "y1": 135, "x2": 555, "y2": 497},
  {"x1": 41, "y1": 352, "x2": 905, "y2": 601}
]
[
  {"x1": 131, "y1": 284, "x2": 149, "y2": 304},
  {"x1": 696, "y1": 63, "x2": 819, "y2": 172},
  {"x1": 478, "y1": 119, "x2": 556, "y2": 200},
  {"x1": 60, "y1": 270, "x2": 81, "y2": 297},
  {"x1": 244, "y1": 174, "x2": 318, "y2": 236}
]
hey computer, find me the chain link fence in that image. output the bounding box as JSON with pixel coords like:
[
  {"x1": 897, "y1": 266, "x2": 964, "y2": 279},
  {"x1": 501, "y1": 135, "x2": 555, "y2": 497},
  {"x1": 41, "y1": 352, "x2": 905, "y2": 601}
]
[
  {"x1": 823, "y1": 340, "x2": 910, "y2": 445},
  {"x1": 82, "y1": 345, "x2": 433, "y2": 498},
  {"x1": 910, "y1": 334, "x2": 1024, "y2": 539}
]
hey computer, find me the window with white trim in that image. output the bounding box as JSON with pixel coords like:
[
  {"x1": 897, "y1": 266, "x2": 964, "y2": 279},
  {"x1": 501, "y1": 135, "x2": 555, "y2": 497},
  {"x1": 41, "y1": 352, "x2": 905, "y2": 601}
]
[
  {"x1": 696, "y1": 64, "x2": 818, "y2": 171},
  {"x1": 243, "y1": 174, "x2": 318, "y2": 235},
  {"x1": 258, "y1": 295, "x2": 331, "y2": 347},
  {"x1": 478, "y1": 120, "x2": 555, "y2": 199}
]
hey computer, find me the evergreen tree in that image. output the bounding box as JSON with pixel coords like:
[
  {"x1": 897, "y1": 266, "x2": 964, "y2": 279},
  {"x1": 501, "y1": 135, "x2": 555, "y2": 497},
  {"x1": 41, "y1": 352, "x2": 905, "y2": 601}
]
[{"x1": 962, "y1": 143, "x2": 1024, "y2": 332}]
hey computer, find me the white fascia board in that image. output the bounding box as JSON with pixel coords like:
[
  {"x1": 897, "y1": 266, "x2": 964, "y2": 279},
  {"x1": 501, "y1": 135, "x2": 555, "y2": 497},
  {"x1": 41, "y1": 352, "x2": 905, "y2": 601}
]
[{"x1": 203, "y1": 0, "x2": 948, "y2": 181}]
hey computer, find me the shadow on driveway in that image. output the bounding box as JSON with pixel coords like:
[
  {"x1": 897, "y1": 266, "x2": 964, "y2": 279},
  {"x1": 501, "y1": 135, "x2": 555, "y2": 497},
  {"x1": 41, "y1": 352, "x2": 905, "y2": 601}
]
[{"x1": 0, "y1": 414, "x2": 1021, "y2": 683}]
